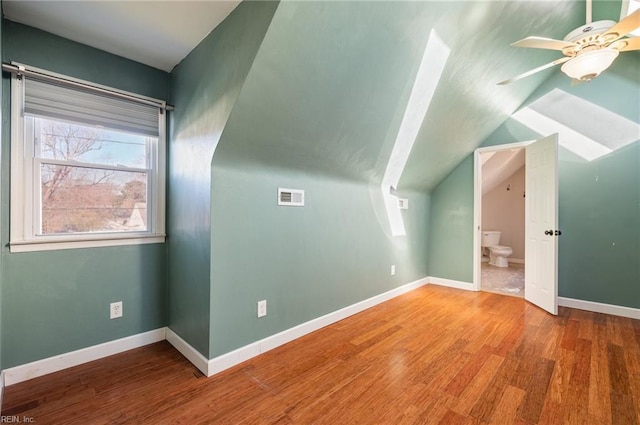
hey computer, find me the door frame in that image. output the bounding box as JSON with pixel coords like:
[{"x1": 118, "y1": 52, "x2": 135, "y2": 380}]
[{"x1": 472, "y1": 141, "x2": 535, "y2": 292}]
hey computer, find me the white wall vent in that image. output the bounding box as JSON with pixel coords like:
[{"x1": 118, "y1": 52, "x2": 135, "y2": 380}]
[
  {"x1": 397, "y1": 198, "x2": 409, "y2": 210},
  {"x1": 278, "y1": 188, "x2": 304, "y2": 206}
]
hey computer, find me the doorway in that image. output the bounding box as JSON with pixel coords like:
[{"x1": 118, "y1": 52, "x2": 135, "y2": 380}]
[
  {"x1": 479, "y1": 147, "x2": 526, "y2": 297},
  {"x1": 472, "y1": 136, "x2": 560, "y2": 315}
]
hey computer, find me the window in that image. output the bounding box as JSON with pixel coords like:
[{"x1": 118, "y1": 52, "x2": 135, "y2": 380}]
[{"x1": 10, "y1": 68, "x2": 166, "y2": 252}]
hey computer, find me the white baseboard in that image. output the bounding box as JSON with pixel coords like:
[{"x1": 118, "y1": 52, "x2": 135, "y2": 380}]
[
  {"x1": 6, "y1": 285, "x2": 636, "y2": 389},
  {"x1": 204, "y1": 277, "x2": 429, "y2": 377},
  {"x1": 558, "y1": 297, "x2": 640, "y2": 320},
  {"x1": 1, "y1": 279, "x2": 430, "y2": 386},
  {"x1": 428, "y1": 276, "x2": 475, "y2": 291},
  {"x1": 165, "y1": 328, "x2": 210, "y2": 376},
  {"x1": 3, "y1": 328, "x2": 166, "y2": 386}
]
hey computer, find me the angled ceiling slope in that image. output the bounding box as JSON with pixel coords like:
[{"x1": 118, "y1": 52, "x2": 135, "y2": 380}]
[
  {"x1": 2, "y1": 1, "x2": 242, "y2": 71},
  {"x1": 214, "y1": 1, "x2": 583, "y2": 191},
  {"x1": 482, "y1": 149, "x2": 525, "y2": 194}
]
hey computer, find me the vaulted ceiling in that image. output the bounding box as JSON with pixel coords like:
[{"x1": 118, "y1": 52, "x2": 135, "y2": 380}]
[
  {"x1": 4, "y1": 1, "x2": 634, "y2": 191},
  {"x1": 215, "y1": 1, "x2": 588, "y2": 190}
]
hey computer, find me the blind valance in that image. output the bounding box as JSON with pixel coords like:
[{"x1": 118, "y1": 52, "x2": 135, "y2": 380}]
[{"x1": 24, "y1": 78, "x2": 159, "y2": 137}]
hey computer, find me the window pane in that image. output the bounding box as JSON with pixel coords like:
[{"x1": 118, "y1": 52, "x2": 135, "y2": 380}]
[
  {"x1": 35, "y1": 117, "x2": 150, "y2": 168},
  {"x1": 41, "y1": 164, "x2": 148, "y2": 234}
]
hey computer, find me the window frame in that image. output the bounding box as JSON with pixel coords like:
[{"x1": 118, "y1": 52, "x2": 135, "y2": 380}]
[{"x1": 10, "y1": 72, "x2": 166, "y2": 252}]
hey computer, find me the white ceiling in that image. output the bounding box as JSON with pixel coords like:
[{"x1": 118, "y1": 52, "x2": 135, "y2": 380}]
[{"x1": 2, "y1": 1, "x2": 242, "y2": 72}]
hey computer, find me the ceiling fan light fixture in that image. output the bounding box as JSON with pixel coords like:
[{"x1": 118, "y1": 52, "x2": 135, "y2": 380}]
[{"x1": 560, "y1": 48, "x2": 619, "y2": 81}]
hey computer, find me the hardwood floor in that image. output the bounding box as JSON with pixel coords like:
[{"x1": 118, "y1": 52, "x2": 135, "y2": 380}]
[{"x1": 3, "y1": 285, "x2": 640, "y2": 424}]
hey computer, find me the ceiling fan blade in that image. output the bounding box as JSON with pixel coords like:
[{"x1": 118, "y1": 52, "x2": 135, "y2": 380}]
[
  {"x1": 497, "y1": 56, "x2": 571, "y2": 85},
  {"x1": 511, "y1": 36, "x2": 576, "y2": 51},
  {"x1": 601, "y1": 9, "x2": 640, "y2": 43},
  {"x1": 610, "y1": 36, "x2": 640, "y2": 52}
]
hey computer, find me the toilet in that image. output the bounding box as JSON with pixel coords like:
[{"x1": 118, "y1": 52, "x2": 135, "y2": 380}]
[
  {"x1": 481, "y1": 231, "x2": 513, "y2": 268},
  {"x1": 488, "y1": 245, "x2": 513, "y2": 267}
]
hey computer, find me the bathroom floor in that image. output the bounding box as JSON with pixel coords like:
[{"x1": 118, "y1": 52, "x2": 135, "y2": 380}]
[{"x1": 481, "y1": 262, "x2": 525, "y2": 297}]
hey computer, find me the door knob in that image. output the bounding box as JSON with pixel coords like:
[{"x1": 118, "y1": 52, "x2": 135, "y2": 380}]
[
  {"x1": 545, "y1": 230, "x2": 553, "y2": 235},
  {"x1": 555, "y1": 230, "x2": 562, "y2": 236}
]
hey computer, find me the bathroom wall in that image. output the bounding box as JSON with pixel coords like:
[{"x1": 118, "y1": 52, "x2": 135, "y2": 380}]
[{"x1": 482, "y1": 166, "x2": 525, "y2": 261}]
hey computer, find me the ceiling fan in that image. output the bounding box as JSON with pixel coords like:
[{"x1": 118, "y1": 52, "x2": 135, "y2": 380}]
[{"x1": 498, "y1": 0, "x2": 640, "y2": 85}]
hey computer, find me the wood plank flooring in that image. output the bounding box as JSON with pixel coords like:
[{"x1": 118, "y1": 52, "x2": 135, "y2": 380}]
[{"x1": 3, "y1": 285, "x2": 640, "y2": 424}]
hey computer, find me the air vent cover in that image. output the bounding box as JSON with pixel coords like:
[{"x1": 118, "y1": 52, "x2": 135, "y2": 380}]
[{"x1": 278, "y1": 188, "x2": 304, "y2": 206}]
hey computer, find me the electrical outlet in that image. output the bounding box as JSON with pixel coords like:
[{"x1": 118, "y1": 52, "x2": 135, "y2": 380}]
[
  {"x1": 391, "y1": 265, "x2": 396, "y2": 276},
  {"x1": 110, "y1": 301, "x2": 123, "y2": 319},
  {"x1": 257, "y1": 300, "x2": 267, "y2": 318}
]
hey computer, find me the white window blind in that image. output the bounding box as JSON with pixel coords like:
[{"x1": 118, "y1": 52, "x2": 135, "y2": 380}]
[
  {"x1": 24, "y1": 78, "x2": 159, "y2": 137},
  {"x1": 10, "y1": 69, "x2": 166, "y2": 252}
]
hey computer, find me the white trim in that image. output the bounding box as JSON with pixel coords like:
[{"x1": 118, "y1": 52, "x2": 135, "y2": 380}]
[
  {"x1": 3, "y1": 328, "x2": 166, "y2": 386},
  {"x1": 474, "y1": 141, "x2": 535, "y2": 155},
  {"x1": 201, "y1": 277, "x2": 429, "y2": 376},
  {"x1": 473, "y1": 141, "x2": 535, "y2": 292},
  {"x1": 10, "y1": 76, "x2": 27, "y2": 248},
  {"x1": 473, "y1": 150, "x2": 481, "y2": 291},
  {"x1": 6, "y1": 290, "x2": 637, "y2": 389},
  {"x1": 509, "y1": 258, "x2": 525, "y2": 264},
  {"x1": 165, "y1": 328, "x2": 210, "y2": 376},
  {"x1": 558, "y1": 297, "x2": 640, "y2": 320},
  {"x1": 1, "y1": 279, "x2": 429, "y2": 386},
  {"x1": 10, "y1": 235, "x2": 165, "y2": 253},
  {"x1": 9, "y1": 72, "x2": 167, "y2": 253},
  {"x1": 428, "y1": 276, "x2": 476, "y2": 291},
  {"x1": 154, "y1": 110, "x2": 167, "y2": 236}
]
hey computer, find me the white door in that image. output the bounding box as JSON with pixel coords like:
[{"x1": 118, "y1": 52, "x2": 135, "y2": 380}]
[{"x1": 525, "y1": 134, "x2": 559, "y2": 315}]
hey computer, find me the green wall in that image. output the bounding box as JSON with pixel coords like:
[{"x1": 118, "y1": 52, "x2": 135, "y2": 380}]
[
  {"x1": 1, "y1": 21, "x2": 170, "y2": 368},
  {"x1": 210, "y1": 166, "x2": 429, "y2": 356},
  {"x1": 2, "y1": 0, "x2": 633, "y2": 372},
  {"x1": 168, "y1": 0, "x2": 433, "y2": 359},
  {"x1": 427, "y1": 156, "x2": 474, "y2": 282},
  {"x1": 167, "y1": 1, "x2": 279, "y2": 358},
  {"x1": 428, "y1": 53, "x2": 640, "y2": 309},
  {"x1": 213, "y1": 1, "x2": 434, "y2": 182},
  {"x1": 208, "y1": 1, "x2": 432, "y2": 356}
]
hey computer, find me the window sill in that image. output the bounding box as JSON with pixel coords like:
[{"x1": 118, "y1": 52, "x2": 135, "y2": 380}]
[{"x1": 9, "y1": 234, "x2": 166, "y2": 253}]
